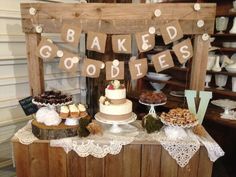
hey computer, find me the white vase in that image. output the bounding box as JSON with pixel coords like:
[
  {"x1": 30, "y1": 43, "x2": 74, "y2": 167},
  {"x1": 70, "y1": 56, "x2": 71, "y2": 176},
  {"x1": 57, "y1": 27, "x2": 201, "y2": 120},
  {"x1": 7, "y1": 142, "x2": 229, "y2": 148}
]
[
  {"x1": 230, "y1": 17, "x2": 236, "y2": 34},
  {"x1": 215, "y1": 74, "x2": 228, "y2": 90},
  {"x1": 212, "y1": 56, "x2": 222, "y2": 72},
  {"x1": 207, "y1": 52, "x2": 216, "y2": 71},
  {"x1": 232, "y1": 77, "x2": 236, "y2": 92}
]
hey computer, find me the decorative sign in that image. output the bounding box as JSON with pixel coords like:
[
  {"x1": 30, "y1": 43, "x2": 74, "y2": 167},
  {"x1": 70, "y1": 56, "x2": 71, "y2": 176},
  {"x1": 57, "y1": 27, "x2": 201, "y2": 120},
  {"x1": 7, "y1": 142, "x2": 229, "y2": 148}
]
[
  {"x1": 160, "y1": 20, "x2": 184, "y2": 45},
  {"x1": 152, "y1": 50, "x2": 174, "y2": 72},
  {"x1": 61, "y1": 23, "x2": 82, "y2": 47},
  {"x1": 19, "y1": 96, "x2": 38, "y2": 116},
  {"x1": 87, "y1": 32, "x2": 107, "y2": 53},
  {"x1": 106, "y1": 60, "x2": 124, "y2": 80},
  {"x1": 185, "y1": 90, "x2": 212, "y2": 124},
  {"x1": 36, "y1": 38, "x2": 58, "y2": 60},
  {"x1": 173, "y1": 38, "x2": 193, "y2": 64},
  {"x1": 129, "y1": 58, "x2": 148, "y2": 80},
  {"x1": 81, "y1": 58, "x2": 104, "y2": 78},
  {"x1": 112, "y1": 35, "x2": 131, "y2": 54},
  {"x1": 135, "y1": 32, "x2": 155, "y2": 52},
  {"x1": 58, "y1": 51, "x2": 80, "y2": 73}
]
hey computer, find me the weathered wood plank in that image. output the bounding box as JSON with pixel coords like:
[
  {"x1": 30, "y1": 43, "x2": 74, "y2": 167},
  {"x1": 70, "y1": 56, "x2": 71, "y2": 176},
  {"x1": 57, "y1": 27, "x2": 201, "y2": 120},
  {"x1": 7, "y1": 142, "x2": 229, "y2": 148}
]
[
  {"x1": 67, "y1": 150, "x2": 86, "y2": 177},
  {"x1": 161, "y1": 148, "x2": 178, "y2": 177},
  {"x1": 123, "y1": 144, "x2": 141, "y2": 177},
  {"x1": 177, "y1": 150, "x2": 200, "y2": 177},
  {"x1": 29, "y1": 143, "x2": 49, "y2": 177},
  {"x1": 48, "y1": 146, "x2": 67, "y2": 177},
  {"x1": 25, "y1": 33, "x2": 44, "y2": 96},
  {"x1": 197, "y1": 146, "x2": 213, "y2": 177},
  {"x1": 86, "y1": 156, "x2": 104, "y2": 177},
  {"x1": 141, "y1": 144, "x2": 161, "y2": 177},
  {"x1": 13, "y1": 142, "x2": 30, "y2": 177},
  {"x1": 190, "y1": 35, "x2": 210, "y2": 91},
  {"x1": 20, "y1": 3, "x2": 216, "y2": 34},
  {"x1": 104, "y1": 150, "x2": 123, "y2": 177}
]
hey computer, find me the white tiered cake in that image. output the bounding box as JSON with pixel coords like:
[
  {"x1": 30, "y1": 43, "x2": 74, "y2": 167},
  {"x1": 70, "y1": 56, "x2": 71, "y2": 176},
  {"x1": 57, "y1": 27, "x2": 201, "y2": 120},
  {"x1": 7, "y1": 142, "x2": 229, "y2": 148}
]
[{"x1": 99, "y1": 80, "x2": 133, "y2": 121}]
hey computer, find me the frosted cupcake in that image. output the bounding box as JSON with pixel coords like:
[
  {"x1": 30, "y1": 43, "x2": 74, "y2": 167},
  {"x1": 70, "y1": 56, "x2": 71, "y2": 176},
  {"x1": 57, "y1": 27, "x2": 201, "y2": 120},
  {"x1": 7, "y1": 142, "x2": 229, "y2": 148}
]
[
  {"x1": 59, "y1": 106, "x2": 69, "y2": 118},
  {"x1": 78, "y1": 104, "x2": 87, "y2": 117},
  {"x1": 69, "y1": 104, "x2": 79, "y2": 118}
]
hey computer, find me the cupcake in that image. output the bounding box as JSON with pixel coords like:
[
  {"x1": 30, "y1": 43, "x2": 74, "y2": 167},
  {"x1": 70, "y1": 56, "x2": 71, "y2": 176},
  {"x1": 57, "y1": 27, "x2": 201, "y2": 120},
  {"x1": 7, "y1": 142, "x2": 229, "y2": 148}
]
[
  {"x1": 78, "y1": 104, "x2": 87, "y2": 117},
  {"x1": 59, "y1": 106, "x2": 69, "y2": 118},
  {"x1": 69, "y1": 104, "x2": 79, "y2": 118}
]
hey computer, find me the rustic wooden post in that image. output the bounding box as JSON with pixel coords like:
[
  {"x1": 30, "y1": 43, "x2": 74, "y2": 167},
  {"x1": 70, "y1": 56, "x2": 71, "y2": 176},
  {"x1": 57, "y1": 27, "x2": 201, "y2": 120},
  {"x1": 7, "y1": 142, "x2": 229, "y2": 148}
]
[
  {"x1": 190, "y1": 35, "x2": 210, "y2": 91},
  {"x1": 25, "y1": 33, "x2": 44, "y2": 96}
]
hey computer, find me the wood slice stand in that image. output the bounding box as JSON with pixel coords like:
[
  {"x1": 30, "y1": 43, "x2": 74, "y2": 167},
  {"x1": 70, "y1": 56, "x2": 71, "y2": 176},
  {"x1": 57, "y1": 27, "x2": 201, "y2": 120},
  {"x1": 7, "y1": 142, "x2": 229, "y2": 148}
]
[{"x1": 31, "y1": 119, "x2": 79, "y2": 140}]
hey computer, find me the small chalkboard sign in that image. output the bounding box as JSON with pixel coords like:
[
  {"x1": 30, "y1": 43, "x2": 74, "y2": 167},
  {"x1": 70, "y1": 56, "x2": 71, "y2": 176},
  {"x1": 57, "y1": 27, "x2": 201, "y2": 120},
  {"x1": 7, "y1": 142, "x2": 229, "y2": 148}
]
[{"x1": 19, "y1": 96, "x2": 38, "y2": 116}]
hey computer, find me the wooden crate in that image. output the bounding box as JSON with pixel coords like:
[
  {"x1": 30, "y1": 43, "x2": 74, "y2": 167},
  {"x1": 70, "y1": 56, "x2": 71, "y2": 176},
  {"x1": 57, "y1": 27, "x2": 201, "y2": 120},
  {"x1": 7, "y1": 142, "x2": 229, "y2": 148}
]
[{"x1": 12, "y1": 137, "x2": 213, "y2": 177}]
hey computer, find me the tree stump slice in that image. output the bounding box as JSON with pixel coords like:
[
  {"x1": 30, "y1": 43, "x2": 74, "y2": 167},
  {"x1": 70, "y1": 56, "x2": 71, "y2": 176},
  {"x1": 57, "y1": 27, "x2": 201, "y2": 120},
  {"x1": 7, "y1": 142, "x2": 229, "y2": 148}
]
[{"x1": 32, "y1": 119, "x2": 79, "y2": 140}]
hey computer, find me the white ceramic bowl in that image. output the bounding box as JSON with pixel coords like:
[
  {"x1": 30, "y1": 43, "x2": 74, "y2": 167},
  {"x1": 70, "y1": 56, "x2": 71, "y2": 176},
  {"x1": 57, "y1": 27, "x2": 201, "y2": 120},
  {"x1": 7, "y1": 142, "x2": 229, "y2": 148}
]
[
  {"x1": 149, "y1": 82, "x2": 166, "y2": 92},
  {"x1": 225, "y1": 63, "x2": 236, "y2": 73},
  {"x1": 146, "y1": 72, "x2": 172, "y2": 81}
]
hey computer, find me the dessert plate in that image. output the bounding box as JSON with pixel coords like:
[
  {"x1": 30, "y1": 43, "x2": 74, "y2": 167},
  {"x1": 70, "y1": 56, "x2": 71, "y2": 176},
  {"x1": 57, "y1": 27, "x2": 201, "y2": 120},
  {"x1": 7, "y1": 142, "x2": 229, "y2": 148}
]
[
  {"x1": 170, "y1": 91, "x2": 185, "y2": 97},
  {"x1": 32, "y1": 99, "x2": 72, "y2": 107}
]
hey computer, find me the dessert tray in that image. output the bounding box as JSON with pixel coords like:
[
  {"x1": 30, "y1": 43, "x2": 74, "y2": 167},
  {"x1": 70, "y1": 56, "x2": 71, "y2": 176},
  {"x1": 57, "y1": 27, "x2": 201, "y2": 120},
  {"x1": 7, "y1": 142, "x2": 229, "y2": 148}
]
[
  {"x1": 32, "y1": 99, "x2": 72, "y2": 107},
  {"x1": 95, "y1": 112, "x2": 137, "y2": 133},
  {"x1": 160, "y1": 117, "x2": 198, "y2": 128},
  {"x1": 139, "y1": 100, "x2": 166, "y2": 118},
  {"x1": 160, "y1": 108, "x2": 199, "y2": 128},
  {"x1": 211, "y1": 99, "x2": 236, "y2": 120}
]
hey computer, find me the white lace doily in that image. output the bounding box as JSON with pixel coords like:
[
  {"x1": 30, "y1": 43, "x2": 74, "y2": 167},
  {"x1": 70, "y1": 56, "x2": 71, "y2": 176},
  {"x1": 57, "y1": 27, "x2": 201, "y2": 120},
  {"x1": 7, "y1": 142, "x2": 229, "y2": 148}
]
[
  {"x1": 14, "y1": 120, "x2": 38, "y2": 145},
  {"x1": 13, "y1": 120, "x2": 224, "y2": 167}
]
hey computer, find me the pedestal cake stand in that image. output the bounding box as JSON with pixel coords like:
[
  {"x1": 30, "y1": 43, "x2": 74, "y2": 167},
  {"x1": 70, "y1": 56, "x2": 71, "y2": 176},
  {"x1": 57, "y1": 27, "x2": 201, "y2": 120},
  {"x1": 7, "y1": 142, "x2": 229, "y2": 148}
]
[
  {"x1": 139, "y1": 100, "x2": 166, "y2": 118},
  {"x1": 95, "y1": 112, "x2": 137, "y2": 134}
]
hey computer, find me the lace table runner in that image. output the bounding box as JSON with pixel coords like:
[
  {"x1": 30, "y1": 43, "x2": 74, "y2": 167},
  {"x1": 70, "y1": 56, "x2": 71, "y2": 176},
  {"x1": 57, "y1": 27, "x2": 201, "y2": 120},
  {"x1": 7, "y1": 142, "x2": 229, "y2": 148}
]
[{"x1": 14, "y1": 120, "x2": 224, "y2": 167}]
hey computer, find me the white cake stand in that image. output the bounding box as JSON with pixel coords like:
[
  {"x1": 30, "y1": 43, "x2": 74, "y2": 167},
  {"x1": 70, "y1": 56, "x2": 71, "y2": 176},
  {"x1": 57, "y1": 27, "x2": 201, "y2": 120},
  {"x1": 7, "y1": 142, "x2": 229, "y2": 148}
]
[
  {"x1": 139, "y1": 100, "x2": 166, "y2": 118},
  {"x1": 94, "y1": 112, "x2": 137, "y2": 133}
]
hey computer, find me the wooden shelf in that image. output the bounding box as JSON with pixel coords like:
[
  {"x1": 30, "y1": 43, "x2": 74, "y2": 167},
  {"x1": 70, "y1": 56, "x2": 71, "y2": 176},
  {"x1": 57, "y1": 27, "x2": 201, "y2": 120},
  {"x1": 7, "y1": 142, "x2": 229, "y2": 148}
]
[
  {"x1": 219, "y1": 48, "x2": 236, "y2": 52},
  {"x1": 145, "y1": 77, "x2": 186, "y2": 88},
  {"x1": 207, "y1": 70, "x2": 236, "y2": 77},
  {"x1": 212, "y1": 33, "x2": 236, "y2": 37},
  {"x1": 205, "y1": 87, "x2": 236, "y2": 97},
  {"x1": 148, "y1": 64, "x2": 189, "y2": 72}
]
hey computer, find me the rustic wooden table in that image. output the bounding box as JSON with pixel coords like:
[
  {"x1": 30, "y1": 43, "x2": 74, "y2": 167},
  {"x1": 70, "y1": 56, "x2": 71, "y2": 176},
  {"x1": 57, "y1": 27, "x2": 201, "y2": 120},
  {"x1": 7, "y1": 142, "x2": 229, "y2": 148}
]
[{"x1": 12, "y1": 137, "x2": 213, "y2": 177}]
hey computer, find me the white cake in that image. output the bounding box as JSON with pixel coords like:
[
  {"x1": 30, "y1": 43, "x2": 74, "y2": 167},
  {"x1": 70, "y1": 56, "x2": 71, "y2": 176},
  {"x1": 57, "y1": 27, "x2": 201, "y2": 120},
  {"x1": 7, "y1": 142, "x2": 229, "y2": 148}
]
[{"x1": 99, "y1": 80, "x2": 132, "y2": 121}]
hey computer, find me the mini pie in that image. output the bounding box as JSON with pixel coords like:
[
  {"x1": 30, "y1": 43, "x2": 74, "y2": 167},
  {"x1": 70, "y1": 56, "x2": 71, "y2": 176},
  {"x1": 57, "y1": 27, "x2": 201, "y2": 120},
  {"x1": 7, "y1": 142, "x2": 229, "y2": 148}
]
[{"x1": 160, "y1": 108, "x2": 197, "y2": 126}]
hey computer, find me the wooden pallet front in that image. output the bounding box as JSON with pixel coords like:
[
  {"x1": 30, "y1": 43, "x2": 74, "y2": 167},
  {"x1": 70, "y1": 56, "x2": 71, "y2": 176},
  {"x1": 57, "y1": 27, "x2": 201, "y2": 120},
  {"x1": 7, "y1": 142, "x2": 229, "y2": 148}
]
[{"x1": 12, "y1": 138, "x2": 213, "y2": 177}]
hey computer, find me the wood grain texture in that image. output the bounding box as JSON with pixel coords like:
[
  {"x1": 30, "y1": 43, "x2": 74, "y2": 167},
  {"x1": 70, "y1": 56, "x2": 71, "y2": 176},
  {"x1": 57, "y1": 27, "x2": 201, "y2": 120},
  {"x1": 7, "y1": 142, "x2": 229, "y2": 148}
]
[
  {"x1": 104, "y1": 150, "x2": 123, "y2": 177},
  {"x1": 86, "y1": 156, "x2": 104, "y2": 177},
  {"x1": 48, "y1": 146, "x2": 67, "y2": 177},
  {"x1": 12, "y1": 138, "x2": 214, "y2": 177},
  {"x1": 177, "y1": 150, "x2": 200, "y2": 177},
  {"x1": 67, "y1": 150, "x2": 86, "y2": 177},
  {"x1": 141, "y1": 144, "x2": 161, "y2": 177},
  {"x1": 190, "y1": 35, "x2": 210, "y2": 91},
  {"x1": 161, "y1": 148, "x2": 178, "y2": 177},
  {"x1": 123, "y1": 144, "x2": 141, "y2": 177},
  {"x1": 25, "y1": 33, "x2": 44, "y2": 96},
  {"x1": 20, "y1": 3, "x2": 216, "y2": 34},
  {"x1": 197, "y1": 146, "x2": 213, "y2": 177},
  {"x1": 13, "y1": 142, "x2": 30, "y2": 177},
  {"x1": 29, "y1": 143, "x2": 49, "y2": 177}
]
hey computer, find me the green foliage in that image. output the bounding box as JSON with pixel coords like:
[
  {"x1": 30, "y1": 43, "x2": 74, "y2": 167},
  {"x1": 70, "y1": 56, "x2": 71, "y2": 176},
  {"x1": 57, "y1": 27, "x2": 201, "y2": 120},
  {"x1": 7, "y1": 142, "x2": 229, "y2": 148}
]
[{"x1": 143, "y1": 115, "x2": 163, "y2": 134}]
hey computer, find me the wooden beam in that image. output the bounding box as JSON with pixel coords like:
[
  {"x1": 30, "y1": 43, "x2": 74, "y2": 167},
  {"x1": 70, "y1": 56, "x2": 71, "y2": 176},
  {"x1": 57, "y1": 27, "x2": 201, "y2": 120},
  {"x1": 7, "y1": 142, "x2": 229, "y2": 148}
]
[
  {"x1": 20, "y1": 3, "x2": 216, "y2": 34},
  {"x1": 25, "y1": 33, "x2": 44, "y2": 96},
  {"x1": 190, "y1": 35, "x2": 210, "y2": 91}
]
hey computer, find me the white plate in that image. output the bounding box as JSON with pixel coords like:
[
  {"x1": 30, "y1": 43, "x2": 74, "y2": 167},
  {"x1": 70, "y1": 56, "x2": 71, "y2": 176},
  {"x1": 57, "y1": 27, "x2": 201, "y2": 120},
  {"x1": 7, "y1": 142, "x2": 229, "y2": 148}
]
[
  {"x1": 211, "y1": 99, "x2": 236, "y2": 110},
  {"x1": 170, "y1": 91, "x2": 185, "y2": 97},
  {"x1": 146, "y1": 72, "x2": 171, "y2": 81}
]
